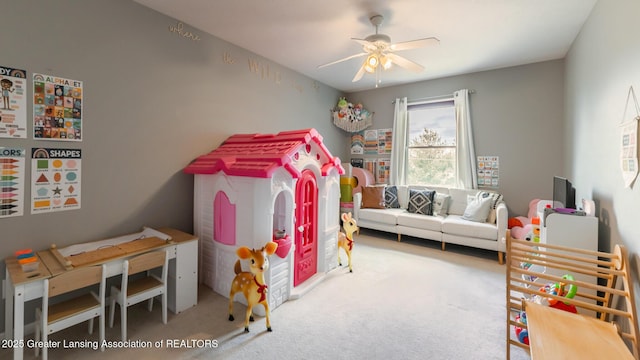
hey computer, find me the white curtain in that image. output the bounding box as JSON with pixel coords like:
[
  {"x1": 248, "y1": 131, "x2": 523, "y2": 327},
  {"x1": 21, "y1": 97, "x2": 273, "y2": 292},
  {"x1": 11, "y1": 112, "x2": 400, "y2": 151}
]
[
  {"x1": 454, "y1": 89, "x2": 477, "y2": 189},
  {"x1": 389, "y1": 97, "x2": 408, "y2": 185}
]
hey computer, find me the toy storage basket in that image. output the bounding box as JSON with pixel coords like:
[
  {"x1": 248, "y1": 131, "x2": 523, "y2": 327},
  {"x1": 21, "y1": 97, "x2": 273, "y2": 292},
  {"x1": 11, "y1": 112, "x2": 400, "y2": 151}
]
[{"x1": 332, "y1": 111, "x2": 373, "y2": 132}]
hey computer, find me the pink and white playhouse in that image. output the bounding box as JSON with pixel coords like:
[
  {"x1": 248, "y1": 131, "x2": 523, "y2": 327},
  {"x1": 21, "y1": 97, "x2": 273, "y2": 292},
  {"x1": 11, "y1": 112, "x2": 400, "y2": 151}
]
[{"x1": 184, "y1": 128, "x2": 344, "y2": 314}]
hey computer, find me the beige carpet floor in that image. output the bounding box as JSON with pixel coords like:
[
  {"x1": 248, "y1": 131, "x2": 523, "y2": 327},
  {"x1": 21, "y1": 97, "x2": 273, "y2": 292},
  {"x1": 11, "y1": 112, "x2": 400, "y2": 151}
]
[{"x1": 1, "y1": 229, "x2": 530, "y2": 359}]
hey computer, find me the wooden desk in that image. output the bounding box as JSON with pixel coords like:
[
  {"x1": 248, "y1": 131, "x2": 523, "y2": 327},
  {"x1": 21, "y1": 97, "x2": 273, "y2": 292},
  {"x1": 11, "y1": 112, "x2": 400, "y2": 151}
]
[
  {"x1": 525, "y1": 301, "x2": 634, "y2": 360},
  {"x1": 4, "y1": 227, "x2": 198, "y2": 360}
]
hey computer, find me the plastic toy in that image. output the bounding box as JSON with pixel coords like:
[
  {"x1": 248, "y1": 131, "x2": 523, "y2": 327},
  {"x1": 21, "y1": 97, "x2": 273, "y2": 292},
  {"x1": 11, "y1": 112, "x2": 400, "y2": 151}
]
[
  {"x1": 514, "y1": 274, "x2": 578, "y2": 344},
  {"x1": 228, "y1": 241, "x2": 278, "y2": 332},
  {"x1": 514, "y1": 311, "x2": 529, "y2": 345},
  {"x1": 15, "y1": 249, "x2": 39, "y2": 272},
  {"x1": 535, "y1": 274, "x2": 578, "y2": 313},
  {"x1": 338, "y1": 212, "x2": 358, "y2": 272}
]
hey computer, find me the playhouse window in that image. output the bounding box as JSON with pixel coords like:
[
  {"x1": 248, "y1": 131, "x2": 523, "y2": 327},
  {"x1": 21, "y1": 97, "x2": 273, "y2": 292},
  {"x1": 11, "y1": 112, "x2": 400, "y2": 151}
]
[{"x1": 214, "y1": 191, "x2": 236, "y2": 245}]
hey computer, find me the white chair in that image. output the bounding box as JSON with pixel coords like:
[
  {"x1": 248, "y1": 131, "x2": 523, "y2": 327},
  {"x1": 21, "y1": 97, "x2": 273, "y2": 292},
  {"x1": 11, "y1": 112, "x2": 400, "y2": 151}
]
[
  {"x1": 109, "y1": 250, "x2": 168, "y2": 341},
  {"x1": 35, "y1": 264, "x2": 107, "y2": 359}
]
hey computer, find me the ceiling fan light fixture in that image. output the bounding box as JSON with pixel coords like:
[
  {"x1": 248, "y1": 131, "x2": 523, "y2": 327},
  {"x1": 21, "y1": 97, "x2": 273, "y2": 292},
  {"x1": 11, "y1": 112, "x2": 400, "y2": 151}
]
[
  {"x1": 364, "y1": 54, "x2": 379, "y2": 73},
  {"x1": 380, "y1": 55, "x2": 392, "y2": 69}
]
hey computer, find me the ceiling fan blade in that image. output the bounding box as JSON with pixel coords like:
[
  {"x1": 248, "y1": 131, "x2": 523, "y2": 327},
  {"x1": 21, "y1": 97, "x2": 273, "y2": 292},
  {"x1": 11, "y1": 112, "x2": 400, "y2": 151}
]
[
  {"x1": 351, "y1": 38, "x2": 371, "y2": 47},
  {"x1": 318, "y1": 52, "x2": 368, "y2": 69},
  {"x1": 352, "y1": 64, "x2": 367, "y2": 82},
  {"x1": 386, "y1": 53, "x2": 425, "y2": 73},
  {"x1": 390, "y1": 37, "x2": 440, "y2": 51}
]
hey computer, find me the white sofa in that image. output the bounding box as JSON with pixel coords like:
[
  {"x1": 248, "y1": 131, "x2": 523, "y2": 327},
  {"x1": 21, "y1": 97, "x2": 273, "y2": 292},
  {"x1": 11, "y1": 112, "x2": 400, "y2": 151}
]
[{"x1": 352, "y1": 185, "x2": 508, "y2": 263}]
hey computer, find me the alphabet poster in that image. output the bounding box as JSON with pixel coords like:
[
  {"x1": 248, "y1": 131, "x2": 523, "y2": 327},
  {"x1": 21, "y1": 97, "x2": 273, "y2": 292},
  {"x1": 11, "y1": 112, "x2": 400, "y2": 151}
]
[
  {"x1": 31, "y1": 148, "x2": 81, "y2": 214},
  {"x1": 0, "y1": 66, "x2": 27, "y2": 138},
  {"x1": 33, "y1": 73, "x2": 83, "y2": 141},
  {"x1": 1, "y1": 147, "x2": 26, "y2": 218}
]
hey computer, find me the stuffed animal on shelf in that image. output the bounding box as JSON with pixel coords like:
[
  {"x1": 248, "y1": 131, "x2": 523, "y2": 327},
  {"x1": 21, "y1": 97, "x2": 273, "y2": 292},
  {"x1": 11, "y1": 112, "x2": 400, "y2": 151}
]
[
  {"x1": 338, "y1": 212, "x2": 358, "y2": 272},
  {"x1": 228, "y1": 241, "x2": 278, "y2": 332}
]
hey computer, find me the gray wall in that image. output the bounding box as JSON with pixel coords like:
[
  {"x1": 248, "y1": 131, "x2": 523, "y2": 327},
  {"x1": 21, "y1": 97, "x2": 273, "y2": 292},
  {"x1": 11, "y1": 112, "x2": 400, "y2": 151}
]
[
  {"x1": 0, "y1": 0, "x2": 346, "y2": 330},
  {"x1": 347, "y1": 60, "x2": 566, "y2": 217},
  {"x1": 565, "y1": 1, "x2": 640, "y2": 259}
]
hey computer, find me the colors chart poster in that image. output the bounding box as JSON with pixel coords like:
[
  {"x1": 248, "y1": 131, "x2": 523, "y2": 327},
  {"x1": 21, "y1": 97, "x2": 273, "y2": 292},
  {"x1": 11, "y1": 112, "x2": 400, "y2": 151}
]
[
  {"x1": 1, "y1": 147, "x2": 26, "y2": 218},
  {"x1": 0, "y1": 66, "x2": 28, "y2": 138},
  {"x1": 33, "y1": 73, "x2": 83, "y2": 141},
  {"x1": 31, "y1": 148, "x2": 81, "y2": 214}
]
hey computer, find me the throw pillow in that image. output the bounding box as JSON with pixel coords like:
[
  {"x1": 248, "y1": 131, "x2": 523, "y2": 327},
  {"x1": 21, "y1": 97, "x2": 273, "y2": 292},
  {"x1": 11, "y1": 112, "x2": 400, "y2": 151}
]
[
  {"x1": 478, "y1": 191, "x2": 504, "y2": 223},
  {"x1": 407, "y1": 189, "x2": 436, "y2": 215},
  {"x1": 432, "y1": 192, "x2": 451, "y2": 216},
  {"x1": 487, "y1": 193, "x2": 504, "y2": 224},
  {"x1": 361, "y1": 186, "x2": 386, "y2": 209},
  {"x1": 462, "y1": 193, "x2": 493, "y2": 222},
  {"x1": 385, "y1": 185, "x2": 400, "y2": 208}
]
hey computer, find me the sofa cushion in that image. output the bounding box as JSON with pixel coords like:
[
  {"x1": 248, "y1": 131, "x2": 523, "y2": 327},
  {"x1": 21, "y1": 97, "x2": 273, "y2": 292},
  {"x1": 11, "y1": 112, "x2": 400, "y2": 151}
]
[
  {"x1": 358, "y1": 208, "x2": 404, "y2": 225},
  {"x1": 407, "y1": 189, "x2": 436, "y2": 215},
  {"x1": 442, "y1": 215, "x2": 498, "y2": 240},
  {"x1": 362, "y1": 186, "x2": 386, "y2": 209},
  {"x1": 397, "y1": 212, "x2": 444, "y2": 232},
  {"x1": 462, "y1": 193, "x2": 493, "y2": 222},
  {"x1": 385, "y1": 185, "x2": 400, "y2": 208}
]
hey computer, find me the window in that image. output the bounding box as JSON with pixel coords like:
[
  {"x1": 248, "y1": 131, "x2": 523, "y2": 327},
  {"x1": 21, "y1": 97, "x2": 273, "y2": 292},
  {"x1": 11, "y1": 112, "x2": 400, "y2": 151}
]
[{"x1": 406, "y1": 99, "x2": 456, "y2": 187}]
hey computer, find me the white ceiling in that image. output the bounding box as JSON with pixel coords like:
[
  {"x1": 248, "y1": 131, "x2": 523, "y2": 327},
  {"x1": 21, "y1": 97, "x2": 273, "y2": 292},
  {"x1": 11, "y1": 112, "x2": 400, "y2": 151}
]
[{"x1": 134, "y1": 0, "x2": 597, "y2": 92}]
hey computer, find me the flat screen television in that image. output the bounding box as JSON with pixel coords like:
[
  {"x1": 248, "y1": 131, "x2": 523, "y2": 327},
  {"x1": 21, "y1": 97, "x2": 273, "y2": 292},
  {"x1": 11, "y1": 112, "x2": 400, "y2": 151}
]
[{"x1": 553, "y1": 176, "x2": 576, "y2": 209}]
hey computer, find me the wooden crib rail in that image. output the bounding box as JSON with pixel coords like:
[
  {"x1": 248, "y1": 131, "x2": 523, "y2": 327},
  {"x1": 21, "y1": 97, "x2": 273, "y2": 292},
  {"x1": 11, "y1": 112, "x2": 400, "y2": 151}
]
[{"x1": 506, "y1": 235, "x2": 639, "y2": 359}]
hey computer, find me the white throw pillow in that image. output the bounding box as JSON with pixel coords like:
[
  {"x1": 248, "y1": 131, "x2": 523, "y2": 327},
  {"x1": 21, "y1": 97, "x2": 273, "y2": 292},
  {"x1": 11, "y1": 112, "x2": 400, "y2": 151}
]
[{"x1": 462, "y1": 194, "x2": 493, "y2": 223}]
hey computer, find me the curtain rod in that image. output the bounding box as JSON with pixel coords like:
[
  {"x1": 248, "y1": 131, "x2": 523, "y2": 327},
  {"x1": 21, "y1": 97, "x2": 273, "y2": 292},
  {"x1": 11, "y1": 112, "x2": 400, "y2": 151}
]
[{"x1": 392, "y1": 89, "x2": 475, "y2": 104}]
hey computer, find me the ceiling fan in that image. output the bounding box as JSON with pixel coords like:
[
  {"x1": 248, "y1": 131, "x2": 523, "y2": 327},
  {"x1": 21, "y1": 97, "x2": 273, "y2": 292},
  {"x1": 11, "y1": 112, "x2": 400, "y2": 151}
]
[{"x1": 318, "y1": 14, "x2": 439, "y2": 84}]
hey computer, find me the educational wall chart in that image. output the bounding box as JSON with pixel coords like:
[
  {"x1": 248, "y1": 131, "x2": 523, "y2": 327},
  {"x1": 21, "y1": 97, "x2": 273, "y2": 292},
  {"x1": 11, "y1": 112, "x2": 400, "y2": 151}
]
[
  {"x1": 31, "y1": 148, "x2": 81, "y2": 214},
  {"x1": 477, "y1": 156, "x2": 499, "y2": 188},
  {"x1": 376, "y1": 158, "x2": 390, "y2": 184},
  {"x1": 0, "y1": 66, "x2": 27, "y2": 138},
  {"x1": 350, "y1": 132, "x2": 364, "y2": 154},
  {"x1": 377, "y1": 128, "x2": 392, "y2": 155},
  {"x1": 0, "y1": 147, "x2": 26, "y2": 218},
  {"x1": 620, "y1": 117, "x2": 638, "y2": 188},
  {"x1": 33, "y1": 73, "x2": 83, "y2": 141},
  {"x1": 364, "y1": 130, "x2": 378, "y2": 155}
]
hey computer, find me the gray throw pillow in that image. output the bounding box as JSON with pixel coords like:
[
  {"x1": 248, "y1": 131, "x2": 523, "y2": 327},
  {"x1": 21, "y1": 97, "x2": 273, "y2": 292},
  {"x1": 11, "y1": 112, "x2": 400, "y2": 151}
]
[
  {"x1": 385, "y1": 185, "x2": 400, "y2": 208},
  {"x1": 407, "y1": 189, "x2": 435, "y2": 215},
  {"x1": 433, "y1": 193, "x2": 451, "y2": 216}
]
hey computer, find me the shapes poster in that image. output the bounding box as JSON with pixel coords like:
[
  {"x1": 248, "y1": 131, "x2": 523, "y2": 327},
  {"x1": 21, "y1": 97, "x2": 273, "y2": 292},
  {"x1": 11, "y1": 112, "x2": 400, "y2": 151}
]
[
  {"x1": 1, "y1": 147, "x2": 26, "y2": 218},
  {"x1": 0, "y1": 66, "x2": 27, "y2": 138},
  {"x1": 33, "y1": 73, "x2": 83, "y2": 141},
  {"x1": 31, "y1": 148, "x2": 81, "y2": 214}
]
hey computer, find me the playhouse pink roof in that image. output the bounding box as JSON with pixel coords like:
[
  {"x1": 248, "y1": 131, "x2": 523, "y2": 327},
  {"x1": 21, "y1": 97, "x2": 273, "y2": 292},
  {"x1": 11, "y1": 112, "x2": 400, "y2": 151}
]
[{"x1": 183, "y1": 128, "x2": 344, "y2": 178}]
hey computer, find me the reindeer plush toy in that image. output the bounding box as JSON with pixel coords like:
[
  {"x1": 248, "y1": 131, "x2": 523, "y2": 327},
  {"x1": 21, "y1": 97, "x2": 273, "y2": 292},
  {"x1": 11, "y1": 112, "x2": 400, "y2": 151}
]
[
  {"x1": 338, "y1": 212, "x2": 358, "y2": 272},
  {"x1": 228, "y1": 241, "x2": 278, "y2": 332}
]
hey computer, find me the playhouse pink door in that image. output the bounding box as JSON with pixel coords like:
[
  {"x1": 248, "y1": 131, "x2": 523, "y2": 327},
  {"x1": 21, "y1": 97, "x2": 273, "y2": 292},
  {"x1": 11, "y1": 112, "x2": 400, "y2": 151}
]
[{"x1": 294, "y1": 169, "x2": 318, "y2": 286}]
